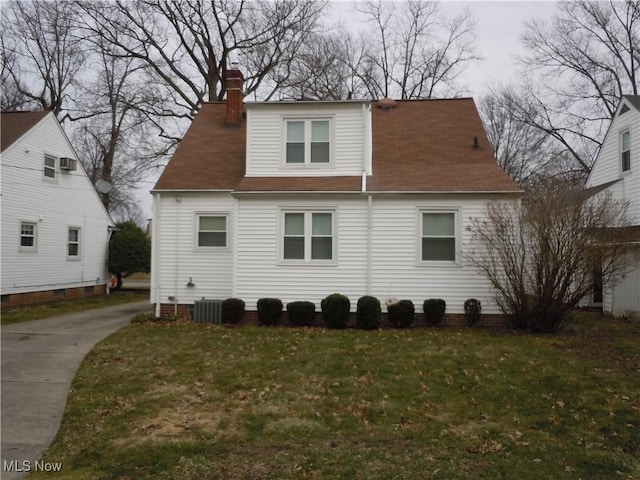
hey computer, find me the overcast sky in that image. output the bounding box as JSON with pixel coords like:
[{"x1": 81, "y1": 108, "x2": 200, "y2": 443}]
[{"x1": 138, "y1": 1, "x2": 560, "y2": 219}]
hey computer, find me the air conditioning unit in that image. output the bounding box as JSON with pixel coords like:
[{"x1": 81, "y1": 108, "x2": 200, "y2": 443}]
[
  {"x1": 60, "y1": 157, "x2": 77, "y2": 171},
  {"x1": 193, "y1": 299, "x2": 223, "y2": 324}
]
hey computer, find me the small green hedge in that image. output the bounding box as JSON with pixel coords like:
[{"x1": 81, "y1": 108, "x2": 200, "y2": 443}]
[
  {"x1": 356, "y1": 295, "x2": 382, "y2": 330},
  {"x1": 424, "y1": 298, "x2": 446, "y2": 325},
  {"x1": 257, "y1": 298, "x2": 283, "y2": 326},
  {"x1": 287, "y1": 301, "x2": 316, "y2": 327},
  {"x1": 321, "y1": 293, "x2": 350, "y2": 329},
  {"x1": 222, "y1": 298, "x2": 245, "y2": 324}
]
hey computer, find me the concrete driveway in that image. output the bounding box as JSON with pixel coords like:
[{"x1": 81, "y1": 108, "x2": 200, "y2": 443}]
[{"x1": 1, "y1": 301, "x2": 152, "y2": 480}]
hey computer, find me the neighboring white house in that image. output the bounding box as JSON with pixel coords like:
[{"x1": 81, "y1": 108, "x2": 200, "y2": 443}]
[
  {"x1": 585, "y1": 95, "x2": 640, "y2": 319},
  {"x1": 1, "y1": 111, "x2": 114, "y2": 306},
  {"x1": 150, "y1": 68, "x2": 521, "y2": 321}
]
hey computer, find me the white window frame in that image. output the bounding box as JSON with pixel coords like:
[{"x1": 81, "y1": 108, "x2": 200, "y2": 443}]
[
  {"x1": 621, "y1": 130, "x2": 631, "y2": 173},
  {"x1": 282, "y1": 117, "x2": 334, "y2": 167},
  {"x1": 194, "y1": 213, "x2": 229, "y2": 250},
  {"x1": 67, "y1": 226, "x2": 81, "y2": 259},
  {"x1": 279, "y1": 209, "x2": 337, "y2": 265},
  {"x1": 44, "y1": 154, "x2": 57, "y2": 180},
  {"x1": 417, "y1": 209, "x2": 460, "y2": 265},
  {"x1": 19, "y1": 221, "x2": 37, "y2": 252}
]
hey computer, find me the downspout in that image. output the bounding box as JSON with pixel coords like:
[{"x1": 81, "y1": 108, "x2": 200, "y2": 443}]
[
  {"x1": 367, "y1": 194, "x2": 373, "y2": 295},
  {"x1": 363, "y1": 102, "x2": 373, "y2": 295},
  {"x1": 152, "y1": 193, "x2": 161, "y2": 318},
  {"x1": 174, "y1": 195, "x2": 182, "y2": 316}
]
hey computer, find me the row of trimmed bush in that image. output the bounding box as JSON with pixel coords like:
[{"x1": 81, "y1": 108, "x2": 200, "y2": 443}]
[{"x1": 218, "y1": 295, "x2": 482, "y2": 328}]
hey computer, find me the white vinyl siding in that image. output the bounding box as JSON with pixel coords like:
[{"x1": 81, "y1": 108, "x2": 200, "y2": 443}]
[
  {"x1": 151, "y1": 193, "x2": 235, "y2": 304},
  {"x1": 586, "y1": 100, "x2": 640, "y2": 224},
  {"x1": 246, "y1": 103, "x2": 367, "y2": 177},
  {"x1": 370, "y1": 197, "x2": 502, "y2": 314},
  {"x1": 234, "y1": 197, "x2": 366, "y2": 309},
  {"x1": 1, "y1": 113, "x2": 113, "y2": 296}
]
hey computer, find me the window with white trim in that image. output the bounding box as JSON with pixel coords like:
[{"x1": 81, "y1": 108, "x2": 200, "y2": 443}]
[
  {"x1": 68, "y1": 227, "x2": 80, "y2": 257},
  {"x1": 285, "y1": 119, "x2": 331, "y2": 164},
  {"x1": 20, "y1": 222, "x2": 36, "y2": 250},
  {"x1": 283, "y1": 211, "x2": 334, "y2": 262},
  {"x1": 621, "y1": 131, "x2": 631, "y2": 172},
  {"x1": 44, "y1": 154, "x2": 56, "y2": 178},
  {"x1": 421, "y1": 212, "x2": 456, "y2": 262},
  {"x1": 197, "y1": 215, "x2": 227, "y2": 247}
]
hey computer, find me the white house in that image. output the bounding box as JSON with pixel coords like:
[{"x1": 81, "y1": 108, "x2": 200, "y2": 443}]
[
  {"x1": 1, "y1": 111, "x2": 114, "y2": 306},
  {"x1": 150, "y1": 68, "x2": 521, "y2": 322},
  {"x1": 585, "y1": 95, "x2": 640, "y2": 319}
]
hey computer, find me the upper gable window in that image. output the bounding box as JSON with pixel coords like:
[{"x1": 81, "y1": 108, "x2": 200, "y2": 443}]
[
  {"x1": 44, "y1": 154, "x2": 56, "y2": 179},
  {"x1": 621, "y1": 131, "x2": 631, "y2": 172},
  {"x1": 285, "y1": 119, "x2": 331, "y2": 165}
]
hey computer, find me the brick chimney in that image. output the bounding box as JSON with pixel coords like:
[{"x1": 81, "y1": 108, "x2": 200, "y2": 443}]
[{"x1": 225, "y1": 63, "x2": 244, "y2": 125}]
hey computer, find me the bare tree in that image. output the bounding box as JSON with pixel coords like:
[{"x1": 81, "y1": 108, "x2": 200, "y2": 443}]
[
  {"x1": 467, "y1": 180, "x2": 635, "y2": 332},
  {"x1": 353, "y1": 0, "x2": 478, "y2": 99},
  {"x1": 69, "y1": 32, "x2": 173, "y2": 217},
  {"x1": 275, "y1": 29, "x2": 369, "y2": 101},
  {"x1": 78, "y1": 0, "x2": 326, "y2": 118},
  {"x1": 516, "y1": 0, "x2": 640, "y2": 177},
  {"x1": 479, "y1": 86, "x2": 568, "y2": 186},
  {"x1": 0, "y1": 0, "x2": 85, "y2": 118}
]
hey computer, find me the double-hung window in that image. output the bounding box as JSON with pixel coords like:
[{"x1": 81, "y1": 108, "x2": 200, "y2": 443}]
[
  {"x1": 68, "y1": 227, "x2": 80, "y2": 257},
  {"x1": 421, "y1": 212, "x2": 457, "y2": 262},
  {"x1": 621, "y1": 131, "x2": 631, "y2": 172},
  {"x1": 20, "y1": 222, "x2": 36, "y2": 250},
  {"x1": 197, "y1": 215, "x2": 227, "y2": 248},
  {"x1": 285, "y1": 119, "x2": 331, "y2": 164},
  {"x1": 44, "y1": 154, "x2": 56, "y2": 179},
  {"x1": 283, "y1": 211, "x2": 334, "y2": 262}
]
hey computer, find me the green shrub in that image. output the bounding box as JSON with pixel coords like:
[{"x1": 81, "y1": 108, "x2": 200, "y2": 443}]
[
  {"x1": 287, "y1": 301, "x2": 316, "y2": 327},
  {"x1": 423, "y1": 299, "x2": 446, "y2": 325},
  {"x1": 321, "y1": 293, "x2": 350, "y2": 329},
  {"x1": 257, "y1": 298, "x2": 283, "y2": 326},
  {"x1": 356, "y1": 295, "x2": 382, "y2": 330},
  {"x1": 464, "y1": 298, "x2": 482, "y2": 326},
  {"x1": 388, "y1": 300, "x2": 415, "y2": 328},
  {"x1": 222, "y1": 298, "x2": 245, "y2": 324}
]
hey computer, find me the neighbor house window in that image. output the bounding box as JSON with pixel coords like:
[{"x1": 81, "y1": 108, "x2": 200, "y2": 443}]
[
  {"x1": 44, "y1": 154, "x2": 56, "y2": 178},
  {"x1": 20, "y1": 222, "x2": 36, "y2": 249},
  {"x1": 285, "y1": 119, "x2": 331, "y2": 164},
  {"x1": 197, "y1": 215, "x2": 227, "y2": 247},
  {"x1": 622, "y1": 131, "x2": 631, "y2": 172},
  {"x1": 68, "y1": 227, "x2": 80, "y2": 257},
  {"x1": 283, "y1": 211, "x2": 334, "y2": 262},
  {"x1": 421, "y1": 212, "x2": 456, "y2": 261}
]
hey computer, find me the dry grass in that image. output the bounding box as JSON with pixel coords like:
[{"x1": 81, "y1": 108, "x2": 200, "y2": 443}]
[{"x1": 29, "y1": 313, "x2": 640, "y2": 480}]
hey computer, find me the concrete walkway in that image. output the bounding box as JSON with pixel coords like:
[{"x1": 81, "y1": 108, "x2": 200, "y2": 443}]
[{"x1": 1, "y1": 301, "x2": 152, "y2": 480}]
